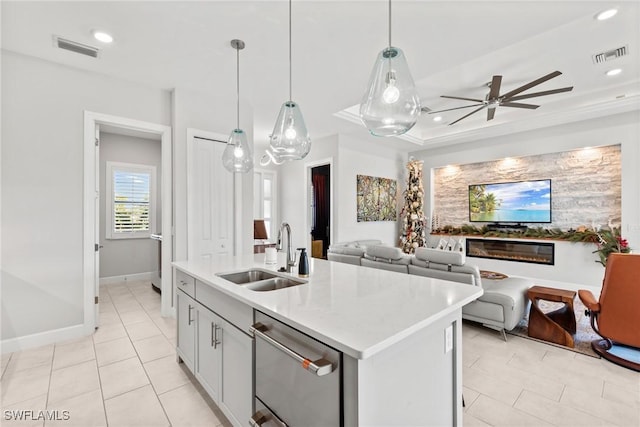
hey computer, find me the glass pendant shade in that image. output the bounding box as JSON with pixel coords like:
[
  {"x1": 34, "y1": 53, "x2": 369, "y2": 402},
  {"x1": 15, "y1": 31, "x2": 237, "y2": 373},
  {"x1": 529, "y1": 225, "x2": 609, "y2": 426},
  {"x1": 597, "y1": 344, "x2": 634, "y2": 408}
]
[
  {"x1": 222, "y1": 129, "x2": 253, "y2": 173},
  {"x1": 360, "y1": 47, "x2": 421, "y2": 137},
  {"x1": 269, "y1": 101, "x2": 311, "y2": 161}
]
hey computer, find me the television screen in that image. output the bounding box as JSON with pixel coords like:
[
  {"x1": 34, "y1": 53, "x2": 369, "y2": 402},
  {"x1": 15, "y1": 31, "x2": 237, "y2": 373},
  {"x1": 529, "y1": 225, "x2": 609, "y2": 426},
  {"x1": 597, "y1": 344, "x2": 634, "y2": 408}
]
[{"x1": 469, "y1": 179, "x2": 552, "y2": 223}]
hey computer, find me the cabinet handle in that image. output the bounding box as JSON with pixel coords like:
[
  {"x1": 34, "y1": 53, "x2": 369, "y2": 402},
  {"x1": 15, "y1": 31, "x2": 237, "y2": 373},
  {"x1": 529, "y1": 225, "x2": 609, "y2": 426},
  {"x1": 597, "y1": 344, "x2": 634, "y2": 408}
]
[
  {"x1": 187, "y1": 305, "x2": 193, "y2": 325},
  {"x1": 213, "y1": 323, "x2": 221, "y2": 349},
  {"x1": 250, "y1": 322, "x2": 334, "y2": 377}
]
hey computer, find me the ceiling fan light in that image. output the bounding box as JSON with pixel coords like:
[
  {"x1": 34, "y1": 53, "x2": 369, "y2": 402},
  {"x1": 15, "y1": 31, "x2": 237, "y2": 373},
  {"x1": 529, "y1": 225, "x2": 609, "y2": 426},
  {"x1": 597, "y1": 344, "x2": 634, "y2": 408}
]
[
  {"x1": 596, "y1": 9, "x2": 618, "y2": 21},
  {"x1": 606, "y1": 68, "x2": 622, "y2": 76},
  {"x1": 360, "y1": 47, "x2": 421, "y2": 137}
]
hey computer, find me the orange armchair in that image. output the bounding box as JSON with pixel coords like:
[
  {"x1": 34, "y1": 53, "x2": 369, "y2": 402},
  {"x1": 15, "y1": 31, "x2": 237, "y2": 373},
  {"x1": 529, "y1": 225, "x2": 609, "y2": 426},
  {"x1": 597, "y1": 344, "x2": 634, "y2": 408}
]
[{"x1": 579, "y1": 253, "x2": 640, "y2": 371}]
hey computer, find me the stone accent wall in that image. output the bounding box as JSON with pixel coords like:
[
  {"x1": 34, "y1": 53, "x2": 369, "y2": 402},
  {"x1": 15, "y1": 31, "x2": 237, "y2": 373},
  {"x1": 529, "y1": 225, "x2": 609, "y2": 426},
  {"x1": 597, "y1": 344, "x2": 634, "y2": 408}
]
[{"x1": 432, "y1": 145, "x2": 621, "y2": 230}]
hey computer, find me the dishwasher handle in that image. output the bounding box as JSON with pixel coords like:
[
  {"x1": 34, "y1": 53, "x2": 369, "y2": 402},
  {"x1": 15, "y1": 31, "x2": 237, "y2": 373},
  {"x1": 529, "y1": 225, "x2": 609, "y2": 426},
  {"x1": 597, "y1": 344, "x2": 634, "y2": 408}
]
[{"x1": 250, "y1": 322, "x2": 334, "y2": 377}]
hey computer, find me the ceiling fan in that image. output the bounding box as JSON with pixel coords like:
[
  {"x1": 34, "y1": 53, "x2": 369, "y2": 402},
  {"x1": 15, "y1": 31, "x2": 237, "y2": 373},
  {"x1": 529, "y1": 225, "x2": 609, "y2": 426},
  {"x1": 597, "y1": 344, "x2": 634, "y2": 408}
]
[{"x1": 429, "y1": 71, "x2": 573, "y2": 125}]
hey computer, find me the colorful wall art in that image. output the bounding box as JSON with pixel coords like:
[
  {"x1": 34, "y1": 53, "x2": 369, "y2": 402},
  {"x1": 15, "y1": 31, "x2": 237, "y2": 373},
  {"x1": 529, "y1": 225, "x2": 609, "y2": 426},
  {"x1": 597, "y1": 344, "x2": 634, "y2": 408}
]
[{"x1": 357, "y1": 175, "x2": 397, "y2": 222}]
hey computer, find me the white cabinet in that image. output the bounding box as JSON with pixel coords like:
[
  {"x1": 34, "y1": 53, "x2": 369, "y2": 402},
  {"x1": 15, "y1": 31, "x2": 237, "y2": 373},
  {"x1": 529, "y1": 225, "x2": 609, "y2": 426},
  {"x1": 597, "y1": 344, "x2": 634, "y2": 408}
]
[
  {"x1": 176, "y1": 290, "x2": 196, "y2": 371},
  {"x1": 218, "y1": 316, "x2": 252, "y2": 427},
  {"x1": 176, "y1": 270, "x2": 253, "y2": 427},
  {"x1": 196, "y1": 305, "x2": 222, "y2": 402}
]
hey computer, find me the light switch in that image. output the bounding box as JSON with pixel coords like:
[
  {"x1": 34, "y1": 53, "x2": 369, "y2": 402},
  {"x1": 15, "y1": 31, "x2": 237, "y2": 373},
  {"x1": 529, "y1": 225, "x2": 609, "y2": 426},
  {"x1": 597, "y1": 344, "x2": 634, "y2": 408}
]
[{"x1": 445, "y1": 325, "x2": 453, "y2": 353}]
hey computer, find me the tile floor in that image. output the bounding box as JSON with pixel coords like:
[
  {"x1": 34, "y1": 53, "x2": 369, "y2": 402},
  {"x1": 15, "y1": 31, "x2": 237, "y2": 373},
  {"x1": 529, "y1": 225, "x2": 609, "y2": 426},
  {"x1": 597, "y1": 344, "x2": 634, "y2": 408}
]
[
  {"x1": 1, "y1": 280, "x2": 639, "y2": 426},
  {"x1": 1, "y1": 280, "x2": 231, "y2": 427}
]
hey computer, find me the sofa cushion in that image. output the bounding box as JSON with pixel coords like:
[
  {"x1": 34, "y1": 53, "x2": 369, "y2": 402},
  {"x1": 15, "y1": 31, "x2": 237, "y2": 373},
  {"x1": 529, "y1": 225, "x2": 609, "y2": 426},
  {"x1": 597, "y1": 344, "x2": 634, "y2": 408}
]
[
  {"x1": 364, "y1": 245, "x2": 408, "y2": 261},
  {"x1": 408, "y1": 265, "x2": 476, "y2": 285},
  {"x1": 415, "y1": 247, "x2": 465, "y2": 266},
  {"x1": 361, "y1": 258, "x2": 409, "y2": 273},
  {"x1": 355, "y1": 239, "x2": 383, "y2": 248},
  {"x1": 327, "y1": 246, "x2": 365, "y2": 256},
  {"x1": 411, "y1": 256, "x2": 481, "y2": 286}
]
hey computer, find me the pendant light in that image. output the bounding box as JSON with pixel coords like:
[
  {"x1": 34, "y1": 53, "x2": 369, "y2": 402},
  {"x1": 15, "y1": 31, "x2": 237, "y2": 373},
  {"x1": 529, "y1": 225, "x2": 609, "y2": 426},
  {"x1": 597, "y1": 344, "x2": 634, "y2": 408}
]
[
  {"x1": 268, "y1": 0, "x2": 311, "y2": 161},
  {"x1": 360, "y1": 0, "x2": 421, "y2": 137},
  {"x1": 222, "y1": 39, "x2": 253, "y2": 173}
]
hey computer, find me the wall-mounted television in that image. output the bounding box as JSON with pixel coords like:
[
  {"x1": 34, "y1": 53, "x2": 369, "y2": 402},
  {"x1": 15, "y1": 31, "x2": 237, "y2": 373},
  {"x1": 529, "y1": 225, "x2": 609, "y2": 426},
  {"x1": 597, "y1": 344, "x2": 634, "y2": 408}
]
[{"x1": 469, "y1": 179, "x2": 552, "y2": 223}]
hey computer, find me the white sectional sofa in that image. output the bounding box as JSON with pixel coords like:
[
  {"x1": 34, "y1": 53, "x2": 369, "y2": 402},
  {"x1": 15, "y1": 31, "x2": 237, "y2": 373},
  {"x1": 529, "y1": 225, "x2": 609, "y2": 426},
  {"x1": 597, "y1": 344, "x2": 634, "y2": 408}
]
[{"x1": 327, "y1": 242, "x2": 533, "y2": 338}]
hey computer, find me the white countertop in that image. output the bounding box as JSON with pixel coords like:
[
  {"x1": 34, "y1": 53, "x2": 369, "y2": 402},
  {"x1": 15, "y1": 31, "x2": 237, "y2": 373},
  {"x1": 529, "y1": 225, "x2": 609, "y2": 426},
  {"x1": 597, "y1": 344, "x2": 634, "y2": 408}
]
[{"x1": 173, "y1": 253, "x2": 483, "y2": 360}]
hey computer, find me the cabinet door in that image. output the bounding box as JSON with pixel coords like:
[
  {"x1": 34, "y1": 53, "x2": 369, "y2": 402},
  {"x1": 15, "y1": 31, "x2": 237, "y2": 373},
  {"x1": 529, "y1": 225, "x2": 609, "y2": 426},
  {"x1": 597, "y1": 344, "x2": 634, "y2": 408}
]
[
  {"x1": 196, "y1": 306, "x2": 222, "y2": 401},
  {"x1": 176, "y1": 290, "x2": 196, "y2": 371},
  {"x1": 219, "y1": 320, "x2": 253, "y2": 427}
]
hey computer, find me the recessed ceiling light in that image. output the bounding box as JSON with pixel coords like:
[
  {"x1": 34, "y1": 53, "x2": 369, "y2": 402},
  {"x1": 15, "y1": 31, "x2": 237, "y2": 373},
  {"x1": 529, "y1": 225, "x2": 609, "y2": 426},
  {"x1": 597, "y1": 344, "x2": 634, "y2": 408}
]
[
  {"x1": 433, "y1": 116, "x2": 442, "y2": 122},
  {"x1": 92, "y1": 30, "x2": 113, "y2": 43},
  {"x1": 606, "y1": 68, "x2": 622, "y2": 76},
  {"x1": 596, "y1": 9, "x2": 618, "y2": 21}
]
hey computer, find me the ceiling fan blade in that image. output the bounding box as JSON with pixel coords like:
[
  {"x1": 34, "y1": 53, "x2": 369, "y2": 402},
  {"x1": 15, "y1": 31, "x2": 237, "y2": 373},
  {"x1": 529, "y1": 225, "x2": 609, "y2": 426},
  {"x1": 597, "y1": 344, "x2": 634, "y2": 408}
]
[
  {"x1": 428, "y1": 103, "x2": 485, "y2": 114},
  {"x1": 500, "y1": 71, "x2": 562, "y2": 100},
  {"x1": 449, "y1": 105, "x2": 487, "y2": 126},
  {"x1": 500, "y1": 102, "x2": 540, "y2": 109},
  {"x1": 441, "y1": 95, "x2": 485, "y2": 103},
  {"x1": 505, "y1": 87, "x2": 573, "y2": 102},
  {"x1": 489, "y1": 75, "x2": 502, "y2": 100},
  {"x1": 487, "y1": 108, "x2": 496, "y2": 121}
]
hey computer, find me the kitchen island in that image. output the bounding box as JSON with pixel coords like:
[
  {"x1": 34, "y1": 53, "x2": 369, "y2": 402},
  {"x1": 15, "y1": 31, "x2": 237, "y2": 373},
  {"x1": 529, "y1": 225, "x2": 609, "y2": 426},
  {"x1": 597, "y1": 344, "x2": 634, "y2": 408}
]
[{"x1": 173, "y1": 253, "x2": 482, "y2": 427}]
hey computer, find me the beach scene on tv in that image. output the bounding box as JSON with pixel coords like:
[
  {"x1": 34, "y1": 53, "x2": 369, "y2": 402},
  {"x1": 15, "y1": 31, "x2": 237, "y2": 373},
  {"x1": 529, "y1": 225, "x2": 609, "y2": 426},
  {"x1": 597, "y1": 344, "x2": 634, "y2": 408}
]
[{"x1": 469, "y1": 180, "x2": 551, "y2": 223}]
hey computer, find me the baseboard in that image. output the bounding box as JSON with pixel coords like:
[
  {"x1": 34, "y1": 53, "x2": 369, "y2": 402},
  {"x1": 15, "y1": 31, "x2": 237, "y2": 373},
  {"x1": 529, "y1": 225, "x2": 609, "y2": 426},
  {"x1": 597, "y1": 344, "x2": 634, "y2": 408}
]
[
  {"x1": 1, "y1": 323, "x2": 91, "y2": 354},
  {"x1": 99, "y1": 271, "x2": 155, "y2": 285}
]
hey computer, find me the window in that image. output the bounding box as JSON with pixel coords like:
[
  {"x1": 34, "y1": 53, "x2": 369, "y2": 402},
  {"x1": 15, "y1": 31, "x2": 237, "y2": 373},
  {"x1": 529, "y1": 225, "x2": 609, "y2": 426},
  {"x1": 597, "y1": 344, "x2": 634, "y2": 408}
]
[
  {"x1": 106, "y1": 161, "x2": 156, "y2": 239},
  {"x1": 254, "y1": 169, "x2": 277, "y2": 240}
]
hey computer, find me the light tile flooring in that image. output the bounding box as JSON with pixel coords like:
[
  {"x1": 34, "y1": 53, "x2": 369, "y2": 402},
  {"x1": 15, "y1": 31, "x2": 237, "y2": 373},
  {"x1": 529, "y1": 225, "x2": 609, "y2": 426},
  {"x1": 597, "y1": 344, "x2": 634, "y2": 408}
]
[
  {"x1": 1, "y1": 280, "x2": 231, "y2": 427},
  {"x1": 1, "y1": 280, "x2": 639, "y2": 426}
]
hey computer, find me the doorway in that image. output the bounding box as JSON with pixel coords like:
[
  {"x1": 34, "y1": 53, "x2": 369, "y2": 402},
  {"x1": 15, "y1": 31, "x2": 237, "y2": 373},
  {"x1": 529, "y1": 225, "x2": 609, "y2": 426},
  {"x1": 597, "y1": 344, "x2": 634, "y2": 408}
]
[
  {"x1": 310, "y1": 164, "x2": 331, "y2": 259},
  {"x1": 84, "y1": 111, "x2": 172, "y2": 333}
]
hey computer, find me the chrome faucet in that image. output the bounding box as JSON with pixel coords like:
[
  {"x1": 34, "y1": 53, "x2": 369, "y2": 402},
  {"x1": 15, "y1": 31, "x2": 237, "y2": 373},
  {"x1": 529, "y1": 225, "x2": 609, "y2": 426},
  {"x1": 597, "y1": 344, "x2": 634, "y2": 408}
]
[{"x1": 276, "y1": 222, "x2": 295, "y2": 272}]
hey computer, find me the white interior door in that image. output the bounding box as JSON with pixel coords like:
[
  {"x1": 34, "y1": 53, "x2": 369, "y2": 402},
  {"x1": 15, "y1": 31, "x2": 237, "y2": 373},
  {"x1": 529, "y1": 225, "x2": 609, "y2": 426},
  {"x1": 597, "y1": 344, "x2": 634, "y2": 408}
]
[{"x1": 187, "y1": 135, "x2": 234, "y2": 261}]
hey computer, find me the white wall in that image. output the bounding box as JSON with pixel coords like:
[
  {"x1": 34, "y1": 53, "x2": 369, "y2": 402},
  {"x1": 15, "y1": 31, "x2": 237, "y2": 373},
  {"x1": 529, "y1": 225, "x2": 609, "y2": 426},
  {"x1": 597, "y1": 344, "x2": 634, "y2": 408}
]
[
  {"x1": 277, "y1": 133, "x2": 408, "y2": 251},
  {"x1": 1, "y1": 51, "x2": 171, "y2": 343},
  {"x1": 336, "y1": 135, "x2": 407, "y2": 245},
  {"x1": 171, "y1": 88, "x2": 254, "y2": 262},
  {"x1": 411, "y1": 110, "x2": 640, "y2": 289},
  {"x1": 99, "y1": 132, "x2": 162, "y2": 279},
  {"x1": 279, "y1": 134, "x2": 339, "y2": 250}
]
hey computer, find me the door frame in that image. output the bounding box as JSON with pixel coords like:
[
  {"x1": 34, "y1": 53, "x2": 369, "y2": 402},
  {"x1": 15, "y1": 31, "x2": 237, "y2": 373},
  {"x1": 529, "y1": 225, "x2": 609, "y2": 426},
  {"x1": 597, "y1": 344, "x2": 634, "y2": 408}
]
[
  {"x1": 83, "y1": 111, "x2": 173, "y2": 331},
  {"x1": 305, "y1": 158, "x2": 334, "y2": 254}
]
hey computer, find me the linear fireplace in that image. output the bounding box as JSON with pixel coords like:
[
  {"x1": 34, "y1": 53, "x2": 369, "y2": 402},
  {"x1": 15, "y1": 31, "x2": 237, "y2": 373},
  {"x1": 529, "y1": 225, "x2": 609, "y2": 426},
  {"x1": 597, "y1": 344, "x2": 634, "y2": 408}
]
[{"x1": 466, "y1": 238, "x2": 555, "y2": 265}]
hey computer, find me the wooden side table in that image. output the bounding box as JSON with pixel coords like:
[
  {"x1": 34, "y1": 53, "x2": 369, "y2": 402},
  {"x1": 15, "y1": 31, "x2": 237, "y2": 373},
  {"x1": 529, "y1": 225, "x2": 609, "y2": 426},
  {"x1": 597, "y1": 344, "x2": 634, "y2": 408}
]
[{"x1": 527, "y1": 285, "x2": 577, "y2": 348}]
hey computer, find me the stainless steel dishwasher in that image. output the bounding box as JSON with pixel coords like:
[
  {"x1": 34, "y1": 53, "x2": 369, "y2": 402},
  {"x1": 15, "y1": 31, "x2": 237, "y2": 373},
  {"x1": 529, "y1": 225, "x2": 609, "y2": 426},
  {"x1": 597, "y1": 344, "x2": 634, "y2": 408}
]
[{"x1": 250, "y1": 311, "x2": 342, "y2": 427}]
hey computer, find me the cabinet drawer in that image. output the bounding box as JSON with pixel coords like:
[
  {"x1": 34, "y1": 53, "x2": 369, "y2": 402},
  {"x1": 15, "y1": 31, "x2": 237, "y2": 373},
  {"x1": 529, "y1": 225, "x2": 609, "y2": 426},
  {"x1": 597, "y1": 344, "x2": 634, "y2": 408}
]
[
  {"x1": 176, "y1": 269, "x2": 196, "y2": 298},
  {"x1": 196, "y1": 280, "x2": 253, "y2": 333}
]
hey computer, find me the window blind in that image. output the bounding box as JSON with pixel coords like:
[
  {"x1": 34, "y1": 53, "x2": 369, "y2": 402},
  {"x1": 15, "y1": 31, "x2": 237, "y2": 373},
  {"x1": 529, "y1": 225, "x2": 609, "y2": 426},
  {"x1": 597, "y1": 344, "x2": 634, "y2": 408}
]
[{"x1": 113, "y1": 170, "x2": 151, "y2": 232}]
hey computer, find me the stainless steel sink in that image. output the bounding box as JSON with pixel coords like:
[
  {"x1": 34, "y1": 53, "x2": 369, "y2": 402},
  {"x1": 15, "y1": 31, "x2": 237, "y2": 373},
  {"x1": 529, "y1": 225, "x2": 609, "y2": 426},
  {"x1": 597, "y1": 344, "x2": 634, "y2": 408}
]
[
  {"x1": 217, "y1": 269, "x2": 278, "y2": 285},
  {"x1": 246, "y1": 277, "x2": 306, "y2": 292},
  {"x1": 217, "y1": 268, "x2": 307, "y2": 291}
]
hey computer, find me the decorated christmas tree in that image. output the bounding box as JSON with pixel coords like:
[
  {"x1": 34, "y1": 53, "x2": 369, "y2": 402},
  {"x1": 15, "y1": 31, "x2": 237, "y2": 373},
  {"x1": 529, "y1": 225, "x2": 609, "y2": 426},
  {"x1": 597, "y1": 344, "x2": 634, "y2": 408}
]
[{"x1": 399, "y1": 159, "x2": 427, "y2": 254}]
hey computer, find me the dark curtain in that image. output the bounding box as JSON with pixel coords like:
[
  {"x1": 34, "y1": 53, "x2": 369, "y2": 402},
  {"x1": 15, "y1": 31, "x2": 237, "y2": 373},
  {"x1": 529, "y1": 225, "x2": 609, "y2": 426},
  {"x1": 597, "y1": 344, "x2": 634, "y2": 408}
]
[{"x1": 312, "y1": 174, "x2": 327, "y2": 237}]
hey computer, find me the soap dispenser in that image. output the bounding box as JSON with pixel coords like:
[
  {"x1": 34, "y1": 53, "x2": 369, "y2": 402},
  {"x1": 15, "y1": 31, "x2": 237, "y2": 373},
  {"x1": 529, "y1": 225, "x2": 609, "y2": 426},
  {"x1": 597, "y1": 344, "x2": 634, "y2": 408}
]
[{"x1": 297, "y1": 247, "x2": 309, "y2": 277}]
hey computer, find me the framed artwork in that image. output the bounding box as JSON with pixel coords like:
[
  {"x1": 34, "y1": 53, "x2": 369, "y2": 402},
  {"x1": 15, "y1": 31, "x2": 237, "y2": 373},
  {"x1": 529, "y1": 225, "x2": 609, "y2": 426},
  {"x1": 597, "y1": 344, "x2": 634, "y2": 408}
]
[{"x1": 357, "y1": 175, "x2": 397, "y2": 222}]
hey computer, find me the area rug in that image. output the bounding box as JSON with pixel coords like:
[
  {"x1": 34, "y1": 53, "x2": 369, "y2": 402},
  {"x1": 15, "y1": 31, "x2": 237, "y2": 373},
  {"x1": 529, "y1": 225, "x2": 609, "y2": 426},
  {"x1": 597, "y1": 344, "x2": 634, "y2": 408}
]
[{"x1": 508, "y1": 298, "x2": 602, "y2": 358}]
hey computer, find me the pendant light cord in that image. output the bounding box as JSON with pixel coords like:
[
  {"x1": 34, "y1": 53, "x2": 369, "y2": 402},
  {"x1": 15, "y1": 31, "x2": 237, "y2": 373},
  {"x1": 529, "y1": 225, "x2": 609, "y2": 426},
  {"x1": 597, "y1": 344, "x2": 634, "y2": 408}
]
[
  {"x1": 388, "y1": 0, "x2": 392, "y2": 48},
  {"x1": 236, "y1": 44, "x2": 240, "y2": 130},
  {"x1": 289, "y1": 0, "x2": 292, "y2": 102}
]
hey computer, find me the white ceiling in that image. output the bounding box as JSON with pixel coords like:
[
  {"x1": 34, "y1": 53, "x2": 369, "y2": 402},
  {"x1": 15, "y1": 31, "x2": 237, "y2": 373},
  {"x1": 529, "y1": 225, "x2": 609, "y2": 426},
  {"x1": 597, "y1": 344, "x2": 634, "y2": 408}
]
[{"x1": 2, "y1": 1, "x2": 639, "y2": 152}]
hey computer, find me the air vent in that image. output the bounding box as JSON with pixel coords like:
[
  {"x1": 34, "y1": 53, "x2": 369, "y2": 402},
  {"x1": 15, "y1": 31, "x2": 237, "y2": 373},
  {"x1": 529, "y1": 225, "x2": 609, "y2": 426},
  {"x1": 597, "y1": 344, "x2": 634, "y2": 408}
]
[
  {"x1": 592, "y1": 45, "x2": 628, "y2": 64},
  {"x1": 53, "y1": 36, "x2": 100, "y2": 58}
]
